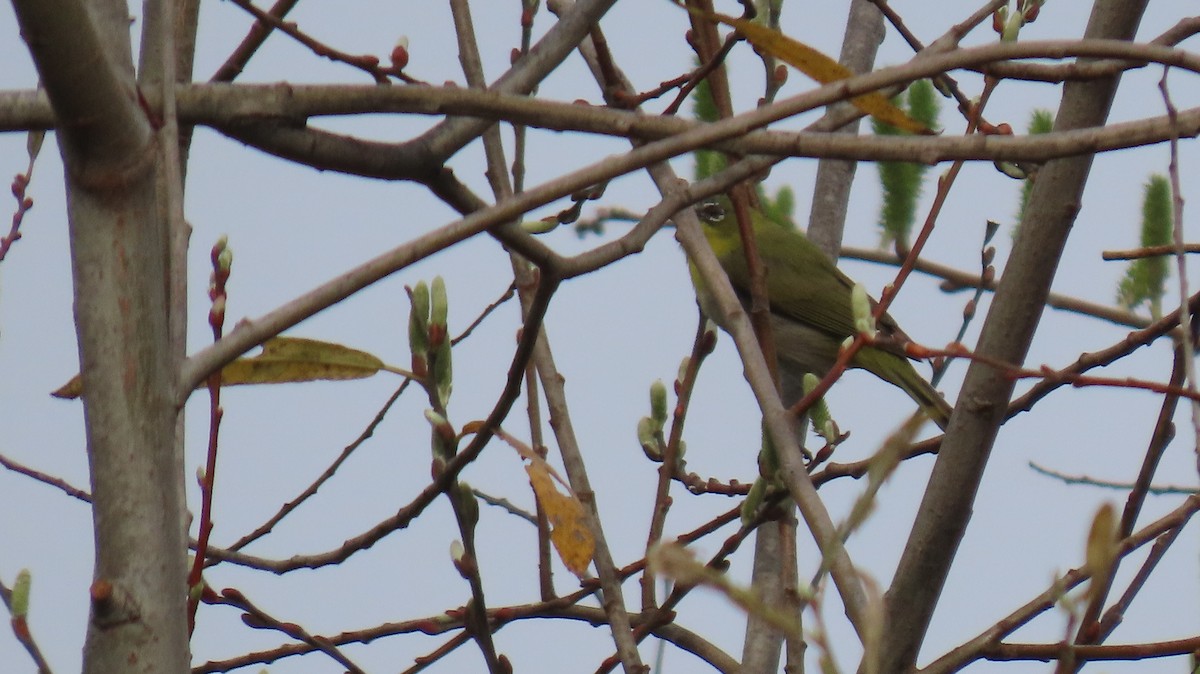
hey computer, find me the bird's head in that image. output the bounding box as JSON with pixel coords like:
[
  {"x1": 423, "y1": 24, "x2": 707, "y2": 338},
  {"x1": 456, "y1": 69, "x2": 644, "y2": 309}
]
[{"x1": 692, "y1": 195, "x2": 742, "y2": 258}]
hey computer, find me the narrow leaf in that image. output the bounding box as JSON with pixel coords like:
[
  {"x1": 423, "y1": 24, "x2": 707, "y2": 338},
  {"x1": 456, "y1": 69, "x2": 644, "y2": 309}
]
[
  {"x1": 689, "y1": 8, "x2": 933, "y2": 134},
  {"x1": 52, "y1": 337, "x2": 387, "y2": 398},
  {"x1": 216, "y1": 337, "x2": 385, "y2": 385}
]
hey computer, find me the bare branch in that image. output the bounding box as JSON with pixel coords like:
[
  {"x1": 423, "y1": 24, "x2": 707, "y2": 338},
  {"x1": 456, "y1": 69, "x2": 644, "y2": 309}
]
[{"x1": 881, "y1": 3, "x2": 1153, "y2": 670}]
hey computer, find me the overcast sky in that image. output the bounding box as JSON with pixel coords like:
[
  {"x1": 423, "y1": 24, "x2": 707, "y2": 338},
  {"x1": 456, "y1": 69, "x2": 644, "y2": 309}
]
[{"x1": 1, "y1": 2, "x2": 1198, "y2": 672}]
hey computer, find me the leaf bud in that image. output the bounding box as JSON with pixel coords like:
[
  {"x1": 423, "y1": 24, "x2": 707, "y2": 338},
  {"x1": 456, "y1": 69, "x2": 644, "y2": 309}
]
[
  {"x1": 850, "y1": 284, "x2": 875, "y2": 337},
  {"x1": 430, "y1": 276, "x2": 448, "y2": 330},
  {"x1": 408, "y1": 282, "x2": 431, "y2": 357},
  {"x1": 650, "y1": 379, "x2": 668, "y2": 423},
  {"x1": 456, "y1": 481, "x2": 479, "y2": 531},
  {"x1": 391, "y1": 37, "x2": 410, "y2": 70},
  {"x1": 637, "y1": 416, "x2": 663, "y2": 461},
  {"x1": 424, "y1": 409, "x2": 456, "y2": 459},
  {"x1": 11, "y1": 569, "x2": 31, "y2": 617},
  {"x1": 740, "y1": 478, "x2": 766, "y2": 525},
  {"x1": 802, "y1": 374, "x2": 836, "y2": 444},
  {"x1": 676, "y1": 358, "x2": 691, "y2": 389},
  {"x1": 449, "y1": 539, "x2": 466, "y2": 562}
]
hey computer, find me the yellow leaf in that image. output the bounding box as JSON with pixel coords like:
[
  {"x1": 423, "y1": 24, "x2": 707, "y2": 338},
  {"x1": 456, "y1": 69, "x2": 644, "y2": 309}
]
[
  {"x1": 1084, "y1": 502, "x2": 1119, "y2": 602},
  {"x1": 218, "y1": 337, "x2": 384, "y2": 386},
  {"x1": 51, "y1": 336, "x2": 387, "y2": 399},
  {"x1": 691, "y1": 8, "x2": 934, "y2": 135},
  {"x1": 489, "y1": 426, "x2": 595, "y2": 577},
  {"x1": 526, "y1": 462, "x2": 595, "y2": 577}
]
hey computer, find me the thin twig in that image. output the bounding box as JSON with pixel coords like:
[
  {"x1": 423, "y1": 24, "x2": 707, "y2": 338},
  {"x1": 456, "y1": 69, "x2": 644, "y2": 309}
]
[
  {"x1": 188, "y1": 239, "x2": 232, "y2": 632},
  {"x1": 221, "y1": 380, "x2": 412, "y2": 554},
  {"x1": 221, "y1": 0, "x2": 412, "y2": 83},
  {"x1": 1158, "y1": 69, "x2": 1200, "y2": 456},
  {"x1": 1, "y1": 131, "x2": 39, "y2": 263},
  {"x1": 843, "y1": 245, "x2": 1150, "y2": 329},
  {"x1": 1102, "y1": 243, "x2": 1200, "y2": 260},
  {"x1": 920, "y1": 496, "x2": 1200, "y2": 674},
  {"x1": 1096, "y1": 526, "x2": 1186, "y2": 640},
  {"x1": 1029, "y1": 462, "x2": 1196, "y2": 496},
  {"x1": 0, "y1": 453, "x2": 92, "y2": 502},
  {"x1": 205, "y1": 586, "x2": 367, "y2": 673},
  {"x1": 642, "y1": 315, "x2": 715, "y2": 609},
  {"x1": 1118, "y1": 346, "x2": 1187, "y2": 535},
  {"x1": 210, "y1": 0, "x2": 301, "y2": 82},
  {"x1": 200, "y1": 276, "x2": 561, "y2": 573}
]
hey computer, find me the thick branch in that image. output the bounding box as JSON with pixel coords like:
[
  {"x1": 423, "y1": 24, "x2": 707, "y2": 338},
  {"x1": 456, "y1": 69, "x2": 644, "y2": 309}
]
[
  {"x1": 12, "y1": 0, "x2": 190, "y2": 672},
  {"x1": 805, "y1": 0, "x2": 884, "y2": 257},
  {"x1": 5, "y1": 41, "x2": 1200, "y2": 171},
  {"x1": 879, "y1": 2, "x2": 1151, "y2": 671}
]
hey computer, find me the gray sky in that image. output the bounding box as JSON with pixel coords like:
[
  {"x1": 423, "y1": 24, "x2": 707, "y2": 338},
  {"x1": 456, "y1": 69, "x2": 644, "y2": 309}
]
[{"x1": 1, "y1": 2, "x2": 1197, "y2": 672}]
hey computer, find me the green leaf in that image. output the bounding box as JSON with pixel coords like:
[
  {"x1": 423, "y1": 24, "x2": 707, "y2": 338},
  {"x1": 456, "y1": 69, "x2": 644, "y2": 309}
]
[
  {"x1": 1016, "y1": 108, "x2": 1055, "y2": 227},
  {"x1": 1117, "y1": 175, "x2": 1173, "y2": 317},
  {"x1": 408, "y1": 281, "x2": 431, "y2": 357},
  {"x1": 692, "y1": 75, "x2": 726, "y2": 181},
  {"x1": 761, "y1": 185, "x2": 795, "y2": 227},
  {"x1": 905, "y1": 77, "x2": 939, "y2": 129},
  {"x1": 873, "y1": 80, "x2": 940, "y2": 247}
]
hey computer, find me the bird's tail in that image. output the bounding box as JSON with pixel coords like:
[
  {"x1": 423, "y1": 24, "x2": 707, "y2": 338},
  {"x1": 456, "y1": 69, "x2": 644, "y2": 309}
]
[
  {"x1": 858, "y1": 347, "x2": 954, "y2": 431},
  {"x1": 897, "y1": 370, "x2": 954, "y2": 431}
]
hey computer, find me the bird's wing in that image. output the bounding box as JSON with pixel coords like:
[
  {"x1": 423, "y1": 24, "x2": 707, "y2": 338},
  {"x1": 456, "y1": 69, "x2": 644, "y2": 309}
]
[
  {"x1": 723, "y1": 221, "x2": 914, "y2": 354},
  {"x1": 745, "y1": 222, "x2": 856, "y2": 339}
]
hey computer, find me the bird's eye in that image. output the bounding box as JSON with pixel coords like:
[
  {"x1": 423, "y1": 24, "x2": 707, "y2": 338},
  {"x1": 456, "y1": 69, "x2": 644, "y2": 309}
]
[{"x1": 696, "y1": 201, "x2": 725, "y2": 222}]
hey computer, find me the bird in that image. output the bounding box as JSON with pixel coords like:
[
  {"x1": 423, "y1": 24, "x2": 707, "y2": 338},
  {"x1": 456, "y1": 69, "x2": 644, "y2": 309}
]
[{"x1": 687, "y1": 194, "x2": 953, "y2": 430}]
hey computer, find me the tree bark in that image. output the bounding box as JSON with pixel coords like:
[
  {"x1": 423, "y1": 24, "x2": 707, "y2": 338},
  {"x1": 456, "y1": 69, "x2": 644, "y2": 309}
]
[
  {"x1": 879, "y1": 2, "x2": 1150, "y2": 671},
  {"x1": 13, "y1": 1, "x2": 190, "y2": 671}
]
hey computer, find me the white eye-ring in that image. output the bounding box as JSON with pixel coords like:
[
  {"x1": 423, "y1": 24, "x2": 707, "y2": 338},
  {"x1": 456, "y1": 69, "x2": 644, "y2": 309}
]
[{"x1": 696, "y1": 201, "x2": 725, "y2": 222}]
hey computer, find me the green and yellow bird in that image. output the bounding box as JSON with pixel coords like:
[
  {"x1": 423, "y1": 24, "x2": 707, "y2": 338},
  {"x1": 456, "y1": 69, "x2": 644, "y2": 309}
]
[{"x1": 688, "y1": 195, "x2": 953, "y2": 430}]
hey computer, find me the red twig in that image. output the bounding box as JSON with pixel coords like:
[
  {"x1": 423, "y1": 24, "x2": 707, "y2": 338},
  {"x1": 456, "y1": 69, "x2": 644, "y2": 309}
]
[
  {"x1": 223, "y1": 0, "x2": 418, "y2": 83},
  {"x1": 188, "y1": 238, "x2": 232, "y2": 633},
  {"x1": 2, "y1": 132, "x2": 42, "y2": 263}
]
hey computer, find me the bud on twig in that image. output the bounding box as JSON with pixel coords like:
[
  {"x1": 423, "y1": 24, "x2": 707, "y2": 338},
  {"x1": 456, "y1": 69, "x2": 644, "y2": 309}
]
[
  {"x1": 851, "y1": 284, "x2": 875, "y2": 337},
  {"x1": 11, "y1": 569, "x2": 31, "y2": 617},
  {"x1": 456, "y1": 481, "x2": 479, "y2": 531},
  {"x1": 650, "y1": 379, "x2": 668, "y2": 423},
  {"x1": 391, "y1": 36, "x2": 409, "y2": 70},
  {"x1": 408, "y1": 282, "x2": 431, "y2": 359}
]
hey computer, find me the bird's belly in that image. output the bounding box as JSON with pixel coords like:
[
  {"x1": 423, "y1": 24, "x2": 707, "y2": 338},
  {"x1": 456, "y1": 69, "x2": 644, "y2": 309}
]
[{"x1": 770, "y1": 313, "x2": 841, "y2": 379}]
